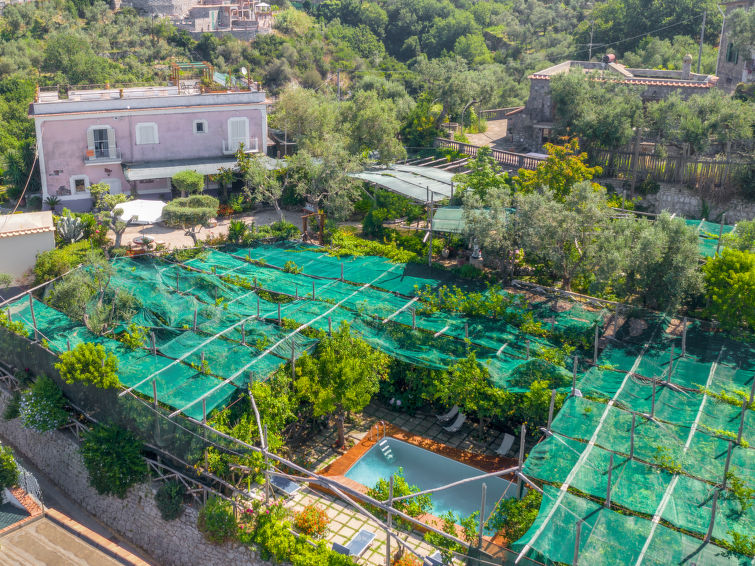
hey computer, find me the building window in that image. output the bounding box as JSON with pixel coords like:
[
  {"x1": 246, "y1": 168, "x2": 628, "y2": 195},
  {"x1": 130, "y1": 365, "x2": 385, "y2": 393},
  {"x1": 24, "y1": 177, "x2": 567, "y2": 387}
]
[
  {"x1": 194, "y1": 120, "x2": 208, "y2": 134},
  {"x1": 227, "y1": 117, "x2": 249, "y2": 152},
  {"x1": 726, "y1": 42, "x2": 739, "y2": 64},
  {"x1": 87, "y1": 126, "x2": 115, "y2": 158},
  {"x1": 135, "y1": 122, "x2": 159, "y2": 145},
  {"x1": 69, "y1": 175, "x2": 90, "y2": 194}
]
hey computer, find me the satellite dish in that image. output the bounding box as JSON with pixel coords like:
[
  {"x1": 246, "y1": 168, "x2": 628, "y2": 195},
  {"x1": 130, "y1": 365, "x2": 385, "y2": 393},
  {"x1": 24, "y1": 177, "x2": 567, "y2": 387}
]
[{"x1": 240, "y1": 67, "x2": 248, "y2": 76}]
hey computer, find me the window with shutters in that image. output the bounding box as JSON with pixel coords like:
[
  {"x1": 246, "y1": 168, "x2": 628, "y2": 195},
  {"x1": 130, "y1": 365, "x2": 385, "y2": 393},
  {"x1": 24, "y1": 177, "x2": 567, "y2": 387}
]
[
  {"x1": 227, "y1": 117, "x2": 249, "y2": 151},
  {"x1": 135, "y1": 122, "x2": 159, "y2": 145},
  {"x1": 86, "y1": 125, "x2": 116, "y2": 159}
]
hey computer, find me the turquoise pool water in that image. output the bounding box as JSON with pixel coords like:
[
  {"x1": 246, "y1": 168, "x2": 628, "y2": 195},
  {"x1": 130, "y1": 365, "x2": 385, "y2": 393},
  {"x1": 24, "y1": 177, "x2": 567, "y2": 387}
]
[{"x1": 345, "y1": 437, "x2": 515, "y2": 523}]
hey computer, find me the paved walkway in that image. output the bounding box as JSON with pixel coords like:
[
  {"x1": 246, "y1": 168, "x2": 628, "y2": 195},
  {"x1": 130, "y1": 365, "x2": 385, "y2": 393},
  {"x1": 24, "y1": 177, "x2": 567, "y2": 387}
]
[{"x1": 466, "y1": 119, "x2": 509, "y2": 148}]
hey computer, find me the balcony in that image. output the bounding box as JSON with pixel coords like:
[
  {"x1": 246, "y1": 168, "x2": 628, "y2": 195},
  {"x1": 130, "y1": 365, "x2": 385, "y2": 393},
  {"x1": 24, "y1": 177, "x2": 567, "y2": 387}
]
[
  {"x1": 85, "y1": 147, "x2": 122, "y2": 165},
  {"x1": 222, "y1": 138, "x2": 258, "y2": 155}
]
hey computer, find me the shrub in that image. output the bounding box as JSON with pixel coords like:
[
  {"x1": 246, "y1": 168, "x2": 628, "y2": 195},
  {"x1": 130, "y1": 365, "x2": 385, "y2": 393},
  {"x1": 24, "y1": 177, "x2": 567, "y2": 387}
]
[
  {"x1": 293, "y1": 504, "x2": 329, "y2": 538},
  {"x1": 80, "y1": 424, "x2": 147, "y2": 498},
  {"x1": 282, "y1": 260, "x2": 303, "y2": 274},
  {"x1": 162, "y1": 195, "x2": 219, "y2": 228},
  {"x1": 2, "y1": 392, "x2": 20, "y2": 421},
  {"x1": 392, "y1": 554, "x2": 423, "y2": 566},
  {"x1": 227, "y1": 219, "x2": 248, "y2": 243},
  {"x1": 33, "y1": 240, "x2": 93, "y2": 284},
  {"x1": 0, "y1": 445, "x2": 19, "y2": 490},
  {"x1": 485, "y1": 489, "x2": 542, "y2": 540},
  {"x1": 55, "y1": 342, "x2": 119, "y2": 388},
  {"x1": 19, "y1": 375, "x2": 68, "y2": 432},
  {"x1": 155, "y1": 480, "x2": 186, "y2": 520},
  {"x1": 198, "y1": 496, "x2": 238, "y2": 543},
  {"x1": 117, "y1": 324, "x2": 147, "y2": 350},
  {"x1": 172, "y1": 170, "x2": 205, "y2": 195}
]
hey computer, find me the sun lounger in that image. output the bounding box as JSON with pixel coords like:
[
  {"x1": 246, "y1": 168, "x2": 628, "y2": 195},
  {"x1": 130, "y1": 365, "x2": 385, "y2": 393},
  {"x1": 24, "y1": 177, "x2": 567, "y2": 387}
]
[
  {"x1": 424, "y1": 550, "x2": 445, "y2": 565},
  {"x1": 436, "y1": 405, "x2": 459, "y2": 423},
  {"x1": 442, "y1": 412, "x2": 466, "y2": 433},
  {"x1": 269, "y1": 474, "x2": 301, "y2": 496},
  {"x1": 495, "y1": 433, "x2": 515, "y2": 457},
  {"x1": 332, "y1": 529, "x2": 376, "y2": 557}
]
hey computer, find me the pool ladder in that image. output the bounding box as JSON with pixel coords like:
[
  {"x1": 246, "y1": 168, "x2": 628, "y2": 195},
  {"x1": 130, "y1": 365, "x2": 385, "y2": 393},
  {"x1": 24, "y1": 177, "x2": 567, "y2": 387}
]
[
  {"x1": 378, "y1": 438, "x2": 394, "y2": 462},
  {"x1": 368, "y1": 421, "x2": 387, "y2": 442}
]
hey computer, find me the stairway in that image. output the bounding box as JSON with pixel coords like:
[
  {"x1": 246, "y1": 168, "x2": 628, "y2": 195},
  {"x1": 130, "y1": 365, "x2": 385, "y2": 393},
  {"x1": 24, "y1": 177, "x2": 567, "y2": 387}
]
[{"x1": 378, "y1": 439, "x2": 394, "y2": 462}]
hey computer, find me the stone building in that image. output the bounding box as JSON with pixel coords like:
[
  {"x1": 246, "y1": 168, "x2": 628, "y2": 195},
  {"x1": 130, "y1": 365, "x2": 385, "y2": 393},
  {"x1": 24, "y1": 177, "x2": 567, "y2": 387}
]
[
  {"x1": 716, "y1": 0, "x2": 755, "y2": 93},
  {"x1": 172, "y1": 0, "x2": 273, "y2": 40},
  {"x1": 506, "y1": 56, "x2": 719, "y2": 151}
]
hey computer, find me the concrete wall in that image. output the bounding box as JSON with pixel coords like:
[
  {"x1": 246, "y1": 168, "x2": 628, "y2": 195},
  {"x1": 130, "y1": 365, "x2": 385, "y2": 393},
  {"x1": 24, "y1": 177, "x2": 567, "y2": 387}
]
[
  {"x1": 0, "y1": 389, "x2": 271, "y2": 566},
  {"x1": 0, "y1": 231, "x2": 55, "y2": 282}
]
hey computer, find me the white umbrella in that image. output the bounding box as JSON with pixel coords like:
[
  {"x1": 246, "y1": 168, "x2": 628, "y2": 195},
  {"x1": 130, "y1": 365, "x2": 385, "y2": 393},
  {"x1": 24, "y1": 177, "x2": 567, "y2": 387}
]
[{"x1": 114, "y1": 199, "x2": 167, "y2": 225}]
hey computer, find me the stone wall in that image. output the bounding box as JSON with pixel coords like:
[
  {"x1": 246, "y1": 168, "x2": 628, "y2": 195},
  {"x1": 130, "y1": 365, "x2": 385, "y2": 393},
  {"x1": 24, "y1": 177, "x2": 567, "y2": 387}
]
[{"x1": 0, "y1": 389, "x2": 270, "y2": 566}]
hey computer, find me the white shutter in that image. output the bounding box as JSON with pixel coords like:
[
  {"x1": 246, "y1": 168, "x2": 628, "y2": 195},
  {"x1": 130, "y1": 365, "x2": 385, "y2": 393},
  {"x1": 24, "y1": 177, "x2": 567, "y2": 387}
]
[
  {"x1": 228, "y1": 118, "x2": 248, "y2": 149},
  {"x1": 86, "y1": 128, "x2": 95, "y2": 150},
  {"x1": 107, "y1": 127, "x2": 116, "y2": 158},
  {"x1": 136, "y1": 123, "x2": 158, "y2": 145}
]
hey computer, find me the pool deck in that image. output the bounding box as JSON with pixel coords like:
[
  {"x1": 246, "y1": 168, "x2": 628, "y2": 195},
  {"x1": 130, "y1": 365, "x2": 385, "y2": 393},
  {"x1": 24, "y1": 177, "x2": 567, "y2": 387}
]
[{"x1": 317, "y1": 423, "x2": 518, "y2": 544}]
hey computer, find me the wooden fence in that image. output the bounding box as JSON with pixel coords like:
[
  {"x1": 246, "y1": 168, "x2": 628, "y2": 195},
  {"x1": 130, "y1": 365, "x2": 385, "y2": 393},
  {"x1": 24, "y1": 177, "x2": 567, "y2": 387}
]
[
  {"x1": 589, "y1": 148, "x2": 750, "y2": 191},
  {"x1": 434, "y1": 138, "x2": 546, "y2": 171}
]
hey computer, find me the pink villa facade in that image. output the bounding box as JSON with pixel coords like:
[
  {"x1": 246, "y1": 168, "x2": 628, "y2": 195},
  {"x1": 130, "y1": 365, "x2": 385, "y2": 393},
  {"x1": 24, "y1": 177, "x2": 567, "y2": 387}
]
[{"x1": 30, "y1": 86, "x2": 267, "y2": 211}]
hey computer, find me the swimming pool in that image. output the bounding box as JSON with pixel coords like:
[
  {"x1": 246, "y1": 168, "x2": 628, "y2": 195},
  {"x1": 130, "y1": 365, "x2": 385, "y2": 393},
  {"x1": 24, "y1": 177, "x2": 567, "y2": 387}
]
[{"x1": 345, "y1": 437, "x2": 516, "y2": 523}]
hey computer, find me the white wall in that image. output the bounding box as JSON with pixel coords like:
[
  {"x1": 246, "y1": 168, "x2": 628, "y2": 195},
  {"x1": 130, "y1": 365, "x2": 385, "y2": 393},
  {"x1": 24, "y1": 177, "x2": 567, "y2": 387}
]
[{"x1": 0, "y1": 231, "x2": 55, "y2": 282}]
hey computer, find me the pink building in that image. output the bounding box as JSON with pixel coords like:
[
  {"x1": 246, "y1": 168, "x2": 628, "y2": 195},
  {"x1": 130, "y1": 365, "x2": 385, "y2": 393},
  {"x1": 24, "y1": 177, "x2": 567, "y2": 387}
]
[{"x1": 30, "y1": 85, "x2": 268, "y2": 211}]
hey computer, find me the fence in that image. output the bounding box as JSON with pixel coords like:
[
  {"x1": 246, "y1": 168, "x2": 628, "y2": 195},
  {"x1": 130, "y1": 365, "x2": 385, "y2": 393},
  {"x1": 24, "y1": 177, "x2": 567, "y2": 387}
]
[
  {"x1": 588, "y1": 148, "x2": 751, "y2": 191},
  {"x1": 479, "y1": 107, "x2": 525, "y2": 120},
  {"x1": 434, "y1": 138, "x2": 546, "y2": 171}
]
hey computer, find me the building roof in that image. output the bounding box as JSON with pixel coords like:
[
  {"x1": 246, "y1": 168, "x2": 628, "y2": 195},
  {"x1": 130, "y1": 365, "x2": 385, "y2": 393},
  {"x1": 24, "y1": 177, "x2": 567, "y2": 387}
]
[
  {"x1": 529, "y1": 60, "x2": 717, "y2": 88},
  {"x1": 350, "y1": 165, "x2": 456, "y2": 203},
  {"x1": 0, "y1": 211, "x2": 55, "y2": 239}
]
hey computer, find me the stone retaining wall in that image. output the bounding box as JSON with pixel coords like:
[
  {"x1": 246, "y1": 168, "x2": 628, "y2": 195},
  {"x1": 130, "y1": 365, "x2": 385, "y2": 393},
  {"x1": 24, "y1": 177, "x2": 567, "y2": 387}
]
[{"x1": 0, "y1": 389, "x2": 269, "y2": 566}]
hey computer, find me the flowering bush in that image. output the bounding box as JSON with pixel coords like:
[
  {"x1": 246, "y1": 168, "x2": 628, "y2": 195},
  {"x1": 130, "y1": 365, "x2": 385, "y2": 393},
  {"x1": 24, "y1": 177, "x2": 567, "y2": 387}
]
[
  {"x1": 392, "y1": 553, "x2": 423, "y2": 566},
  {"x1": 19, "y1": 375, "x2": 69, "y2": 432},
  {"x1": 198, "y1": 496, "x2": 238, "y2": 543},
  {"x1": 217, "y1": 204, "x2": 236, "y2": 217},
  {"x1": 293, "y1": 504, "x2": 329, "y2": 538}
]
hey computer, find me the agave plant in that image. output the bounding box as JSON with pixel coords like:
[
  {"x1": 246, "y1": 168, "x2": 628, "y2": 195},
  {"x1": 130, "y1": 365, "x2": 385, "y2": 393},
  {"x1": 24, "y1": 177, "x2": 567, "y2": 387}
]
[{"x1": 56, "y1": 214, "x2": 84, "y2": 244}]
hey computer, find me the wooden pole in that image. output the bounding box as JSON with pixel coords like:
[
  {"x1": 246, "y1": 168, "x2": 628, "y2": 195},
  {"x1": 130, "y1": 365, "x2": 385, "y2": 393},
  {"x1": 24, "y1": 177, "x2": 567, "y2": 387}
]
[
  {"x1": 193, "y1": 306, "x2": 197, "y2": 332},
  {"x1": 593, "y1": 323, "x2": 600, "y2": 364},
  {"x1": 241, "y1": 322, "x2": 246, "y2": 346},
  {"x1": 465, "y1": 322, "x2": 469, "y2": 340},
  {"x1": 28, "y1": 294, "x2": 37, "y2": 341},
  {"x1": 291, "y1": 340, "x2": 296, "y2": 378},
  {"x1": 176, "y1": 271, "x2": 180, "y2": 292},
  {"x1": 651, "y1": 380, "x2": 656, "y2": 419},
  {"x1": 66, "y1": 338, "x2": 71, "y2": 351},
  {"x1": 428, "y1": 191, "x2": 434, "y2": 268},
  {"x1": 547, "y1": 389, "x2": 556, "y2": 431},
  {"x1": 478, "y1": 482, "x2": 487, "y2": 548},
  {"x1": 263, "y1": 425, "x2": 270, "y2": 505},
  {"x1": 630, "y1": 414, "x2": 636, "y2": 460},
  {"x1": 277, "y1": 303, "x2": 281, "y2": 325},
  {"x1": 153, "y1": 379, "x2": 158, "y2": 409},
  {"x1": 667, "y1": 344, "x2": 674, "y2": 383},
  {"x1": 412, "y1": 308, "x2": 416, "y2": 330},
  {"x1": 340, "y1": 263, "x2": 344, "y2": 281},
  {"x1": 572, "y1": 355, "x2": 578, "y2": 397},
  {"x1": 295, "y1": 285, "x2": 298, "y2": 299},
  {"x1": 704, "y1": 490, "x2": 719, "y2": 543},
  {"x1": 737, "y1": 398, "x2": 748, "y2": 444},
  {"x1": 573, "y1": 520, "x2": 582, "y2": 565},
  {"x1": 256, "y1": 296, "x2": 260, "y2": 318},
  {"x1": 328, "y1": 316, "x2": 332, "y2": 336},
  {"x1": 716, "y1": 213, "x2": 726, "y2": 256},
  {"x1": 385, "y1": 477, "x2": 393, "y2": 566},
  {"x1": 312, "y1": 281, "x2": 316, "y2": 300},
  {"x1": 517, "y1": 424, "x2": 526, "y2": 499},
  {"x1": 151, "y1": 331, "x2": 156, "y2": 355},
  {"x1": 722, "y1": 441, "x2": 733, "y2": 489},
  {"x1": 681, "y1": 317, "x2": 688, "y2": 356},
  {"x1": 605, "y1": 453, "x2": 613, "y2": 508}
]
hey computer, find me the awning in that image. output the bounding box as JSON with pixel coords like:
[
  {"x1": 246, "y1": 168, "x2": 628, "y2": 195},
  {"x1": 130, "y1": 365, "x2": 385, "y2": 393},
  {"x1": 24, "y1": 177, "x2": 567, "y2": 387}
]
[
  {"x1": 350, "y1": 164, "x2": 456, "y2": 203},
  {"x1": 114, "y1": 199, "x2": 167, "y2": 225},
  {"x1": 431, "y1": 206, "x2": 465, "y2": 234},
  {"x1": 123, "y1": 157, "x2": 238, "y2": 181}
]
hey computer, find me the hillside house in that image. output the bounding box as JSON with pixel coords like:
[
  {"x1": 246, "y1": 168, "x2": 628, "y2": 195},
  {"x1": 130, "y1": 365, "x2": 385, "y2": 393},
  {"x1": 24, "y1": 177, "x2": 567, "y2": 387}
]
[
  {"x1": 716, "y1": 0, "x2": 755, "y2": 93},
  {"x1": 0, "y1": 211, "x2": 55, "y2": 282},
  {"x1": 507, "y1": 56, "x2": 719, "y2": 150},
  {"x1": 30, "y1": 84, "x2": 267, "y2": 211}
]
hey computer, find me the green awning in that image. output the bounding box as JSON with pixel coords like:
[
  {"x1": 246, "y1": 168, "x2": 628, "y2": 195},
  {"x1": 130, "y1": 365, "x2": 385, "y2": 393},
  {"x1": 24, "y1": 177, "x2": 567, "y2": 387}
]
[{"x1": 432, "y1": 206, "x2": 465, "y2": 233}]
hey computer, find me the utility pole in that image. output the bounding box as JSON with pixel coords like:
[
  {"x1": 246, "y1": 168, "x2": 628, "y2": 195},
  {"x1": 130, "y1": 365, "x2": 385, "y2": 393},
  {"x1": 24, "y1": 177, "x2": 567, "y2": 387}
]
[{"x1": 698, "y1": 10, "x2": 707, "y2": 74}]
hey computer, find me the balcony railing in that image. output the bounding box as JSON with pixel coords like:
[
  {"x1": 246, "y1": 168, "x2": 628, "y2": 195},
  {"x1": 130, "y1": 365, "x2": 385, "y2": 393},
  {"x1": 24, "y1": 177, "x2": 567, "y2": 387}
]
[
  {"x1": 222, "y1": 138, "x2": 258, "y2": 155},
  {"x1": 85, "y1": 148, "x2": 122, "y2": 164}
]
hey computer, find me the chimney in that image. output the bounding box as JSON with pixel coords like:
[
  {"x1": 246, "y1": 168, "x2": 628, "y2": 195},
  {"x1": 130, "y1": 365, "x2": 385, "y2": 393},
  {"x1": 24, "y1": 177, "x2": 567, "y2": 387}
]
[{"x1": 682, "y1": 54, "x2": 693, "y2": 80}]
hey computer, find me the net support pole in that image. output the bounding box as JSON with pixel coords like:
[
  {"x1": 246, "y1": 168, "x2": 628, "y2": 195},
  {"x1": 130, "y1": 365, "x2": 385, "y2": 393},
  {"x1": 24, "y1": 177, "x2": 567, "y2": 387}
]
[
  {"x1": 517, "y1": 424, "x2": 526, "y2": 499},
  {"x1": 5, "y1": 309, "x2": 10, "y2": 322},
  {"x1": 737, "y1": 398, "x2": 748, "y2": 444},
  {"x1": 412, "y1": 308, "x2": 416, "y2": 330},
  {"x1": 704, "y1": 489, "x2": 719, "y2": 543},
  {"x1": 465, "y1": 322, "x2": 469, "y2": 340},
  {"x1": 605, "y1": 453, "x2": 613, "y2": 509},
  {"x1": 295, "y1": 285, "x2": 298, "y2": 300},
  {"x1": 722, "y1": 441, "x2": 734, "y2": 489},
  {"x1": 385, "y1": 476, "x2": 393, "y2": 566},
  {"x1": 716, "y1": 213, "x2": 726, "y2": 256},
  {"x1": 547, "y1": 389, "x2": 556, "y2": 432},
  {"x1": 667, "y1": 344, "x2": 674, "y2": 382},
  {"x1": 28, "y1": 293, "x2": 37, "y2": 341},
  {"x1": 681, "y1": 317, "x2": 688, "y2": 356},
  {"x1": 263, "y1": 424, "x2": 270, "y2": 505},
  {"x1": 241, "y1": 322, "x2": 246, "y2": 346},
  {"x1": 312, "y1": 281, "x2": 316, "y2": 300},
  {"x1": 193, "y1": 307, "x2": 197, "y2": 332},
  {"x1": 340, "y1": 263, "x2": 344, "y2": 281},
  {"x1": 277, "y1": 303, "x2": 281, "y2": 325},
  {"x1": 573, "y1": 520, "x2": 582, "y2": 566},
  {"x1": 152, "y1": 379, "x2": 158, "y2": 409},
  {"x1": 151, "y1": 331, "x2": 156, "y2": 356},
  {"x1": 526, "y1": 339, "x2": 530, "y2": 359},
  {"x1": 571, "y1": 355, "x2": 578, "y2": 397},
  {"x1": 428, "y1": 191, "x2": 434, "y2": 268},
  {"x1": 176, "y1": 271, "x2": 180, "y2": 292},
  {"x1": 478, "y1": 482, "x2": 487, "y2": 548},
  {"x1": 593, "y1": 323, "x2": 600, "y2": 364},
  {"x1": 66, "y1": 338, "x2": 71, "y2": 351},
  {"x1": 328, "y1": 316, "x2": 332, "y2": 336},
  {"x1": 651, "y1": 380, "x2": 656, "y2": 419},
  {"x1": 630, "y1": 414, "x2": 636, "y2": 460},
  {"x1": 291, "y1": 340, "x2": 296, "y2": 378},
  {"x1": 256, "y1": 296, "x2": 260, "y2": 319}
]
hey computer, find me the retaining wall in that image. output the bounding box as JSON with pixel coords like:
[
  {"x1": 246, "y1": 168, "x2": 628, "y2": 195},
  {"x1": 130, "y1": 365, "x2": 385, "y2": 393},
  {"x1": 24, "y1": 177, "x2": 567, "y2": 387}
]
[{"x1": 0, "y1": 389, "x2": 269, "y2": 566}]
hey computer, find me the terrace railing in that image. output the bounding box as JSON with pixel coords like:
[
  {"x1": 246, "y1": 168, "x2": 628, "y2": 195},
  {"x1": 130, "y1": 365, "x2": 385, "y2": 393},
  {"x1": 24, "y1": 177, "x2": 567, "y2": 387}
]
[{"x1": 433, "y1": 138, "x2": 547, "y2": 171}]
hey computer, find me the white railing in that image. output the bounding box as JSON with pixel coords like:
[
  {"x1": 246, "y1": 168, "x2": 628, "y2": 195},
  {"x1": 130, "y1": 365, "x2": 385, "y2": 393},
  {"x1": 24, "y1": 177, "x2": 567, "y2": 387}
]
[
  {"x1": 85, "y1": 147, "x2": 122, "y2": 164},
  {"x1": 222, "y1": 138, "x2": 259, "y2": 155}
]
